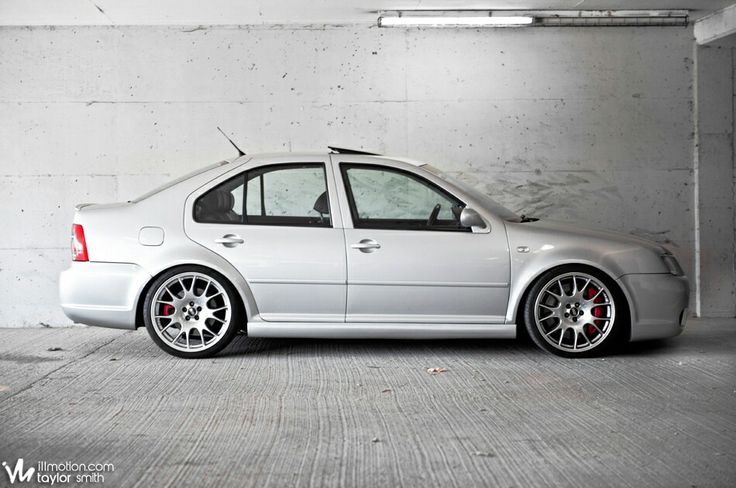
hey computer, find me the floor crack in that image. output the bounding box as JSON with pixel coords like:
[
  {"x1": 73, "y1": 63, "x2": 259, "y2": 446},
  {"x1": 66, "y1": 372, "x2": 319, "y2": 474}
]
[{"x1": 0, "y1": 332, "x2": 129, "y2": 405}]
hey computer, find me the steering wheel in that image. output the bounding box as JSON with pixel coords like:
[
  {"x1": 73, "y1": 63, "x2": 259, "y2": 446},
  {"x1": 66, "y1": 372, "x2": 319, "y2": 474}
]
[{"x1": 426, "y1": 203, "x2": 442, "y2": 227}]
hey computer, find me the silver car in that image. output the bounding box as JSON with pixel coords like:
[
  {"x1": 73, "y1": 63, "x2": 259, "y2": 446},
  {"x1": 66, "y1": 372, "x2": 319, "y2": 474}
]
[{"x1": 59, "y1": 148, "x2": 689, "y2": 358}]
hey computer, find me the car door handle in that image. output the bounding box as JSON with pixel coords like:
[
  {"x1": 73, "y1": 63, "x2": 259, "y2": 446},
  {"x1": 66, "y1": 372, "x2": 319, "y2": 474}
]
[
  {"x1": 214, "y1": 234, "x2": 244, "y2": 247},
  {"x1": 351, "y1": 239, "x2": 381, "y2": 253}
]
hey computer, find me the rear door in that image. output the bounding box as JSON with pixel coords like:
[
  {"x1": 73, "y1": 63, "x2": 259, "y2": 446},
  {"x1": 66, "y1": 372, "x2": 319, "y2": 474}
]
[
  {"x1": 333, "y1": 157, "x2": 510, "y2": 324},
  {"x1": 185, "y1": 155, "x2": 346, "y2": 323}
]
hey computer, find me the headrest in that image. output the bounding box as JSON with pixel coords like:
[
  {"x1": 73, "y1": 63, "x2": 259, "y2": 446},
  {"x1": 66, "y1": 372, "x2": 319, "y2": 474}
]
[
  {"x1": 313, "y1": 191, "x2": 329, "y2": 215},
  {"x1": 203, "y1": 189, "x2": 235, "y2": 214}
]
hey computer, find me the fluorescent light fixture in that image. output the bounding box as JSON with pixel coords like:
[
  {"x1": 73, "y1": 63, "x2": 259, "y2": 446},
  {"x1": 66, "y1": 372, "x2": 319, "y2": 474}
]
[
  {"x1": 378, "y1": 10, "x2": 688, "y2": 28},
  {"x1": 535, "y1": 10, "x2": 688, "y2": 27},
  {"x1": 378, "y1": 15, "x2": 533, "y2": 27}
]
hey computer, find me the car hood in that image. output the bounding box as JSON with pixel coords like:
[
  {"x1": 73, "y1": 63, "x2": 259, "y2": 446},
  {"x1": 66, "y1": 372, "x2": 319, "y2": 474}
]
[
  {"x1": 518, "y1": 220, "x2": 666, "y2": 254},
  {"x1": 504, "y1": 219, "x2": 671, "y2": 276}
]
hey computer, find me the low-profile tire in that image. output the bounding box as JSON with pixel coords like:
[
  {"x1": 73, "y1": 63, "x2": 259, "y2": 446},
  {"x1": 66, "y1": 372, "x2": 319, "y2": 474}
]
[
  {"x1": 143, "y1": 265, "x2": 242, "y2": 359},
  {"x1": 522, "y1": 265, "x2": 626, "y2": 358}
]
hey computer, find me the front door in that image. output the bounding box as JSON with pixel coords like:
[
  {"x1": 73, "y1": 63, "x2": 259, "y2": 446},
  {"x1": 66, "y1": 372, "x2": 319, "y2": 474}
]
[
  {"x1": 336, "y1": 161, "x2": 510, "y2": 324},
  {"x1": 185, "y1": 157, "x2": 346, "y2": 323}
]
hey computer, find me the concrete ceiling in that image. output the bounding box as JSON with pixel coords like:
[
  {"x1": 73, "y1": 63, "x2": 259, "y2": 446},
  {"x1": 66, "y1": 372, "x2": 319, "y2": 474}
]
[{"x1": 0, "y1": 0, "x2": 732, "y2": 25}]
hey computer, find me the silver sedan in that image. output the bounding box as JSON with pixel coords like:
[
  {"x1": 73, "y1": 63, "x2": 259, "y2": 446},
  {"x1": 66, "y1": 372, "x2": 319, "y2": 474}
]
[{"x1": 59, "y1": 148, "x2": 689, "y2": 358}]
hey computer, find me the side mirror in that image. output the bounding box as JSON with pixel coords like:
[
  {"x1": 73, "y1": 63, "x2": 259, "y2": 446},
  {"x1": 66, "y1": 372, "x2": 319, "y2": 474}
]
[{"x1": 460, "y1": 207, "x2": 487, "y2": 230}]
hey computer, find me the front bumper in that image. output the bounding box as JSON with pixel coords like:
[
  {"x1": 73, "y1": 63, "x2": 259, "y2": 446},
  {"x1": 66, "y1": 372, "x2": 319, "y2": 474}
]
[
  {"x1": 59, "y1": 262, "x2": 151, "y2": 329},
  {"x1": 617, "y1": 273, "x2": 690, "y2": 341}
]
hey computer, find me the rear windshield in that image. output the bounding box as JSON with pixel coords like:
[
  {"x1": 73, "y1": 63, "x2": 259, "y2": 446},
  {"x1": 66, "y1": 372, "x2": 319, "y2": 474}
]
[{"x1": 129, "y1": 161, "x2": 229, "y2": 203}]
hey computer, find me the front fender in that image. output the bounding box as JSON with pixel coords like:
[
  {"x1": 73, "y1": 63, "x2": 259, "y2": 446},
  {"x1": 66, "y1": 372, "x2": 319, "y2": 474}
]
[{"x1": 503, "y1": 221, "x2": 662, "y2": 325}]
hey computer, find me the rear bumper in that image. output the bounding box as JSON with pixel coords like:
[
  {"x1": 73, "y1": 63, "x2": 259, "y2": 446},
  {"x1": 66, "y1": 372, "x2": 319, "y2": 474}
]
[
  {"x1": 59, "y1": 262, "x2": 151, "y2": 329},
  {"x1": 618, "y1": 273, "x2": 690, "y2": 341}
]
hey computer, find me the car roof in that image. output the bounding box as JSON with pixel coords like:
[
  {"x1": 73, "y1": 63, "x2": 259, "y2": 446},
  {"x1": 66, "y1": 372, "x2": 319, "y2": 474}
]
[{"x1": 233, "y1": 152, "x2": 426, "y2": 167}]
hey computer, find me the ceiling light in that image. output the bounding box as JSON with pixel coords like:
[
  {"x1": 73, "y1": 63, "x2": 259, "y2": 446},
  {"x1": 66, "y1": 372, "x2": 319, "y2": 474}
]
[{"x1": 377, "y1": 10, "x2": 688, "y2": 28}]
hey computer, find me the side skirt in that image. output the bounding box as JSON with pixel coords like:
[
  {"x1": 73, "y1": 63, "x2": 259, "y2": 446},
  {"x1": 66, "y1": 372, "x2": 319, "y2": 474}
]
[{"x1": 247, "y1": 321, "x2": 516, "y2": 340}]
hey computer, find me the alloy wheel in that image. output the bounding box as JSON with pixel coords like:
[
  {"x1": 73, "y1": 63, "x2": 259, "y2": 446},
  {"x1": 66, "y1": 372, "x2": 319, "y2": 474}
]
[
  {"x1": 150, "y1": 272, "x2": 232, "y2": 352},
  {"x1": 533, "y1": 272, "x2": 616, "y2": 353}
]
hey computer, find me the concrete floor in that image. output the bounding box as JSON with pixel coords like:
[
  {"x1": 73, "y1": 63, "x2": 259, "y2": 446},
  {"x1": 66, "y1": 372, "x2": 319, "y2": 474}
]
[{"x1": 0, "y1": 319, "x2": 734, "y2": 487}]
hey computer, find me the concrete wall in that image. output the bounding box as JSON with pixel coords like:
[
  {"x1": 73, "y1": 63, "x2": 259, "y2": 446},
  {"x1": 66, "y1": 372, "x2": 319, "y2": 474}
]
[
  {"x1": 695, "y1": 40, "x2": 736, "y2": 317},
  {"x1": 0, "y1": 25, "x2": 697, "y2": 326}
]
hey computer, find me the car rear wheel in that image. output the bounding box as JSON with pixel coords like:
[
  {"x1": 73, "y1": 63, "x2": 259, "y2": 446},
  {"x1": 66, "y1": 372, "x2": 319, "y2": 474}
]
[
  {"x1": 143, "y1": 266, "x2": 242, "y2": 358},
  {"x1": 523, "y1": 266, "x2": 624, "y2": 357}
]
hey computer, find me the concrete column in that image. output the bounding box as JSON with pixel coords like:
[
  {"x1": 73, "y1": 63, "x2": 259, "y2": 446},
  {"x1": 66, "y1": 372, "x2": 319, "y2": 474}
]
[{"x1": 694, "y1": 41, "x2": 736, "y2": 317}]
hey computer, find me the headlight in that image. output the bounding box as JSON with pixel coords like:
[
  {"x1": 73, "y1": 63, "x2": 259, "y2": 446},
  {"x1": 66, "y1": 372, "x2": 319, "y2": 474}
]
[{"x1": 662, "y1": 254, "x2": 683, "y2": 276}]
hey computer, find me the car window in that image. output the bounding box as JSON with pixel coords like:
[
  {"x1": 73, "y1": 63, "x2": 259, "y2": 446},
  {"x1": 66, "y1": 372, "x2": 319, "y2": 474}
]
[
  {"x1": 194, "y1": 163, "x2": 331, "y2": 227},
  {"x1": 193, "y1": 174, "x2": 244, "y2": 224},
  {"x1": 341, "y1": 164, "x2": 466, "y2": 231}
]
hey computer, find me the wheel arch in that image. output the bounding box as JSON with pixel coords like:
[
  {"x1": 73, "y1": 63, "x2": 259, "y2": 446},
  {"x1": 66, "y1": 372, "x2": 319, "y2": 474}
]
[
  {"x1": 511, "y1": 261, "x2": 632, "y2": 341},
  {"x1": 134, "y1": 260, "x2": 254, "y2": 331}
]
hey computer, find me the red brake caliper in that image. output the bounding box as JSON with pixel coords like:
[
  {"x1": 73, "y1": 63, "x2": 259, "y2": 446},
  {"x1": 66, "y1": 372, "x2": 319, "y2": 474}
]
[
  {"x1": 162, "y1": 304, "x2": 174, "y2": 316},
  {"x1": 586, "y1": 286, "x2": 601, "y2": 336}
]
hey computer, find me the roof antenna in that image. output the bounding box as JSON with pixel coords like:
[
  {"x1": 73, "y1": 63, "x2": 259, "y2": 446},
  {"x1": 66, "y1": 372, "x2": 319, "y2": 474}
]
[{"x1": 217, "y1": 126, "x2": 245, "y2": 157}]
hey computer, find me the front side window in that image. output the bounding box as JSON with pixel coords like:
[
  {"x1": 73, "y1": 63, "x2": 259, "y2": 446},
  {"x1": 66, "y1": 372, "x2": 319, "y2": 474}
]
[
  {"x1": 194, "y1": 163, "x2": 331, "y2": 227},
  {"x1": 341, "y1": 164, "x2": 466, "y2": 231}
]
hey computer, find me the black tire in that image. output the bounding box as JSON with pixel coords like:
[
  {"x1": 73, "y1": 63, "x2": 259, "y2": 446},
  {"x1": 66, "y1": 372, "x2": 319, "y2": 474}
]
[
  {"x1": 522, "y1": 265, "x2": 627, "y2": 358},
  {"x1": 143, "y1": 265, "x2": 243, "y2": 359}
]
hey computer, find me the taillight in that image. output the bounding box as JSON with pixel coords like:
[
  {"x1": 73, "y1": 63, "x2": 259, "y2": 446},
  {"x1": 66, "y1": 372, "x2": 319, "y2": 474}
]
[{"x1": 71, "y1": 224, "x2": 89, "y2": 262}]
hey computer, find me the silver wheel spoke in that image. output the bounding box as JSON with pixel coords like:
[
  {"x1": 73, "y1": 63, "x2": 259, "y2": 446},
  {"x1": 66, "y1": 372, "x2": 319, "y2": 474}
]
[
  {"x1": 545, "y1": 288, "x2": 562, "y2": 298},
  {"x1": 580, "y1": 278, "x2": 591, "y2": 296},
  {"x1": 166, "y1": 284, "x2": 179, "y2": 300},
  {"x1": 160, "y1": 322, "x2": 177, "y2": 335},
  {"x1": 545, "y1": 324, "x2": 562, "y2": 336},
  {"x1": 586, "y1": 288, "x2": 604, "y2": 302},
  {"x1": 172, "y1": 330, "x2": 184, "y2": 344},
  {"x1": 202, "y1": 324, "x2": 216, "y2": 336}
]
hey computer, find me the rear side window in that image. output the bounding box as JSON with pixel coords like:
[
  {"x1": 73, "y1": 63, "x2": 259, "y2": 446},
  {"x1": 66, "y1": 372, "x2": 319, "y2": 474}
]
[{"x1": 194, "y1": 163, "x2": 331, "y2": 227}]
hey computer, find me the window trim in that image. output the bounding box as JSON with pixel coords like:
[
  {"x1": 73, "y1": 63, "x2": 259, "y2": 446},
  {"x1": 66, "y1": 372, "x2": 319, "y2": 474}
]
[
  {"x1": 339, "y1": 163, "x2": 470, "y2": 232},
  {"x1": 193, "y1": 162, "x2": 333, "y2": 228}
]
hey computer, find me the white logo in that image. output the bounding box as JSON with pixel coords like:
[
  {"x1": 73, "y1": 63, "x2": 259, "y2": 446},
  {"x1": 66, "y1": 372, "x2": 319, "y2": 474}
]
[{"x1": 2, "y1": 458, "x2": 35, "y2": 484}]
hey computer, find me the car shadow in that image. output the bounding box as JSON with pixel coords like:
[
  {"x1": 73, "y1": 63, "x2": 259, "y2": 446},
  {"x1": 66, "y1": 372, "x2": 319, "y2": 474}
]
[
  {"x1": 217, "y1": 333, "x2": 691, "y2": 359},
  {"x1": 218, "y1": 334, "x2": 536, "y2": 357}
]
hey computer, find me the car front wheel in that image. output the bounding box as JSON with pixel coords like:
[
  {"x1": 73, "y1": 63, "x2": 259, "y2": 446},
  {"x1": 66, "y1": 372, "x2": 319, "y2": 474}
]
[
  {"x1": 523, "y1": 266, "x2": 625, "y2": 357},
  {"x1": 143, "y1": 266, "x2": 242, "y2": 358}
]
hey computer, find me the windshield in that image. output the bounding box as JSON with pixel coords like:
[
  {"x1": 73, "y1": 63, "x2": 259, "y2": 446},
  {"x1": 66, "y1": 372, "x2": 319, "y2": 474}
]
[
  {"x1": 422, "y1": 164, "x2": 521, "y2": 222},
  {"x1": 130, "y1": 161, "x2": 229, "y2": 203}
]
